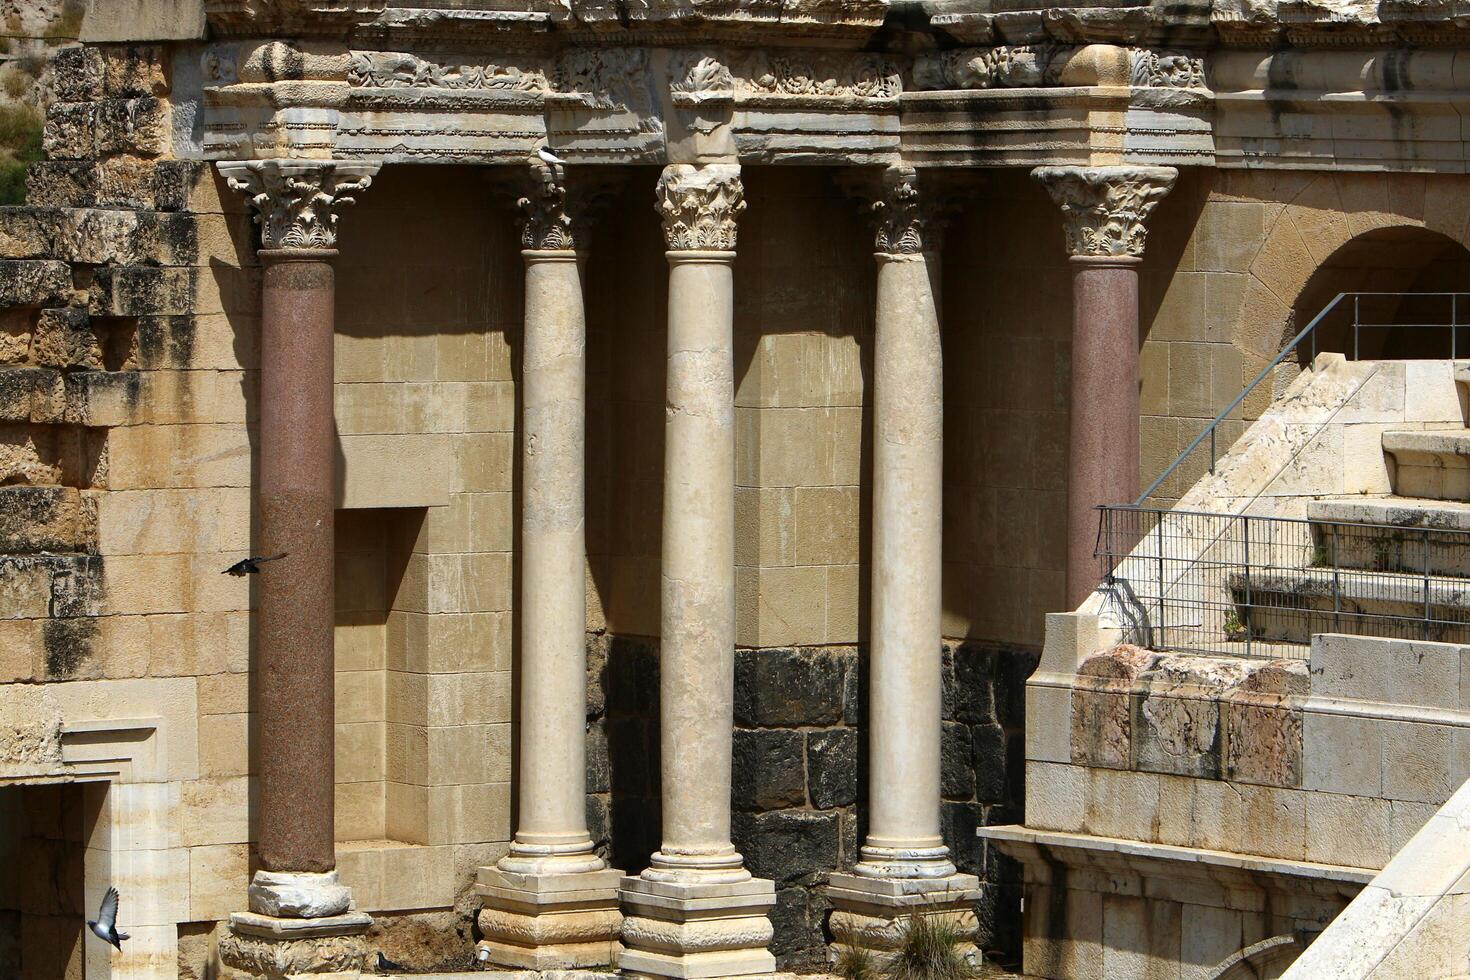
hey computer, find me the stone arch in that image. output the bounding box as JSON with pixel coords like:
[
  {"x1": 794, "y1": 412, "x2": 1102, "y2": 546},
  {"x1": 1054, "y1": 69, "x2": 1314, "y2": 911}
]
[
  {"x1": 1231, "y1": 172, "x2": 1470, "y2": 362},
  {"x1": 1207, "y1": 933, "x2": 1309, "y2": 980}
]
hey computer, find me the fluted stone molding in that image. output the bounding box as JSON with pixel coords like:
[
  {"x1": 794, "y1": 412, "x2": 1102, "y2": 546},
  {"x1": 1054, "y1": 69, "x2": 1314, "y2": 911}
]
[
  {"x1": 220, "y1": 160, "x2": 379, "y2": 251},
  {"x1": 656, "y1": 162, "x2": 745, "y2": 251},
  {"x1": 826, "y1": 166, "x2": 980, "y2": 959},
  {"x1": 1031, "y1": 165, "x2": 1178, "y2": 258},
  {"x1": 218, "y1": 158, "x2": 378, "y2": 980},
  {"x1": 620, "y1": 163, "x2": 775, "y2": 980},
  {"x1": 1032, "y1": 165, "x2": 1177, "y2": 608},
  {"x1": 478, "y1": 157, "x2": 623, "y2": 972}
]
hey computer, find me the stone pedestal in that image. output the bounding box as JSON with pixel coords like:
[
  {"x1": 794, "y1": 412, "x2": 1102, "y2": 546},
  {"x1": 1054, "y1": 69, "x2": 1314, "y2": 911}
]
[
  {"x1": 219, "y1": 909, "x2": 372, "y2": 980},
  {"x1": 477, "y1": 867, "x2": 625, "y2": 969},
  {"x1": 826, "y1": 874, "x2": 982, "y2": 958},
  {"x1": 478, "y1": 161, "x2": 623, "y2": 969},
  {"x1": 1032, "y1": 165, "x2": 1177, "y2": 609},
  {"x1": 217, "y1": 158, "x2": 379, "y2": 980},
  {"x1": 619, "y1": 876, "x2": 777, "y2": 979}
]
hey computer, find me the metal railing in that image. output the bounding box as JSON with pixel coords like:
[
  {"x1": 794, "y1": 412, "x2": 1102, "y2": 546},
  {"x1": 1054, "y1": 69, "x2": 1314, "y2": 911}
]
[
  {"x1": 1138, "y1": 291, "x2": 1470, "y2": 505},
  {"x1": 1096, "y1": 506, "x2": 1470, "y2": 658}
]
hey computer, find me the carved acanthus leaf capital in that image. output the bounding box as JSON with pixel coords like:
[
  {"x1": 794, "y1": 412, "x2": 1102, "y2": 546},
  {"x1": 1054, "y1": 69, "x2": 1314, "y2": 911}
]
[
  {"x1": 517, "y1": 161, "x2": 582, "y2": 251},
  {"x1": 1031, "y1": 165, "x2": 1177, "y2": 258},
  {"x1": 843, "y1": 166, "x2": 957, "y2": 255},
  {"x1": 656, "y1": 164, "x2": 745, "y2": 251},
  {"x1": 219, "y1": 160, "x2": 380, "y2": 251}
]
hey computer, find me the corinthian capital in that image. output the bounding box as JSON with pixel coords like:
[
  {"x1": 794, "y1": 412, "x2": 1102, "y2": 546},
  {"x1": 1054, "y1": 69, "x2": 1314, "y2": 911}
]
[
  {"x1": 840, "y1": 166, "x2": 957, "y2": 255},
  {"x1": 656, "y1": 164, "x2": 745, "y2": 251},
  {"x1": 218, "y1": 160, "x2": 380, "y2": 251},
  {"x1": 517, "y1": 160, "x2": 584, "y2": 251},
  {"x1": 1032, "y1": 166, "x2": 1177, "y2": 258}
]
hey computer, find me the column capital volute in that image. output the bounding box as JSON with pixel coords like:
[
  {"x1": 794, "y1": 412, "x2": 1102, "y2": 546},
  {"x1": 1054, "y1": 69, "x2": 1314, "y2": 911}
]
[
  {"x1": 218, "y1": 159, "x2": 380, "y2": 252},
  {"x1": 655, "y1": 163, "x2": 745, "y2": 252},
  {"x1": 1031, "y1": 165, "x2": 1177, "y2": 259}
]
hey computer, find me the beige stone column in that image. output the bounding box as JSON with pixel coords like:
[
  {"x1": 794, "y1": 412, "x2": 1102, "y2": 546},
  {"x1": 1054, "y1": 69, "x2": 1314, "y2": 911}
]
[
  {"x1": 618, "y1": 163, "x2": 776, "y2": 980},
  {"x1": 477, "y1": 161, "x2": 622, "y2": 969},
  {"x1": 214, "y1": 159, "x2": 378, "y2": 979},
  {"x1": 827, "y1": 166, "x2": 980, "y2": 957},
  {"x1": 1031, "y1": 166, "x2": 1177, "y2": 609}
]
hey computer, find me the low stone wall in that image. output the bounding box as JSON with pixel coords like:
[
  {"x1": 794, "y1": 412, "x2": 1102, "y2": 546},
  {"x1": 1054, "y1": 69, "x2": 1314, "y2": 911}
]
[{"x1": 585, "y1": 635, "x2": 1037, "y2": 968}]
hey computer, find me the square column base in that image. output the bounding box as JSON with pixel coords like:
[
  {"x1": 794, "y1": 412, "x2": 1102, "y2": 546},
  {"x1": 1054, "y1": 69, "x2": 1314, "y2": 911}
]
[
  {"x1": 218, "y1": 910, "x2": 372, "y2": 979},
  {"x1": 476, "y1": 866, "x2": 624, "y2": 970},
  {"x1": 825, "y1": 872, "x2": 982, "y2": 960},
  {"x1": 618, "y1": 875, "x2": 777, "y2": 980}
]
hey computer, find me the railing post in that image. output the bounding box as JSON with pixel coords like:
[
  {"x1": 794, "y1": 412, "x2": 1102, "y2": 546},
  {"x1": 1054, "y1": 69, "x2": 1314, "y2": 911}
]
[
  {"x1": 1452, "y1": 294, "x2": 1458, "y2": 360},
  {"x1": 1209, "y1": 428, "x2": 1216, "y2": 474},
  {"x1": 1353, "y1": 294, "x2": 1361, "y2": 360},
  {"x1": 1424, "y1": 526, "x2": 1432, "y2": 641},
  {"x1": 1243, "y1": 515, "x2": 1251, "y2": 659},
  {"x1": 1331, "y1": 523, "x2": 1341, "y2": 633},
  {"x1": 1155, "y1": 515, "x2": 1166, "y2": 651}
]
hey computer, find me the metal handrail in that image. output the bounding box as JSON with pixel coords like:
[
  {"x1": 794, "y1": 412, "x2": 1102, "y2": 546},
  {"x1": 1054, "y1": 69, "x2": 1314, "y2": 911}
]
[{"x1": 1135, "y1": 291, "x2": 1470, "y2": 505}]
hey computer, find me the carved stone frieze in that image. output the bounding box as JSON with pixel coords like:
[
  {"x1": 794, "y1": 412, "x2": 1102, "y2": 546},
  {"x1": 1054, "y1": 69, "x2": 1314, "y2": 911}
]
[
  {"x1": 656, "y1": 164, "x2": 744, "y2": 251},
  {"x1": 346, "y1": 51, "x2": 547, "y2": 91},
  {"x1": 1129, "y1": 48, "x2": 1207, "y2": 88},
  {"x1": 218, "y1": 931, "x2": 368, "y2": 979},
  {"x1": 219, "y1": 160, "x2": 380, "y2": 251},
  {"x1": 913, "y1": 45, "x2": 1067, "y2": 91},
  {"x1": 1031, "y1": 166, "x2": 1178, "y2": 258},
  {"x1": 738, "y1": 52, "x2": 901, "y2": 99}
]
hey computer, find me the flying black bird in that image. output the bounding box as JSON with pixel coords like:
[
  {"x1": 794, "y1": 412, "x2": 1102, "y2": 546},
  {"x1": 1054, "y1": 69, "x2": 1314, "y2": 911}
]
[
  {"x1": 87, "y1": 886, "x2": 128, "y2": 951},
  {"x1": 222, "y1": 553, "x2": 288, "y2": 576}
]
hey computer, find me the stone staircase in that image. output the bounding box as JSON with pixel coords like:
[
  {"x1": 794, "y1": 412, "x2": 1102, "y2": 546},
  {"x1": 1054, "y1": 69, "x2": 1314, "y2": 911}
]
[{"x1": 1228, "y1": 362, "x2": 1470, "y2": 646}]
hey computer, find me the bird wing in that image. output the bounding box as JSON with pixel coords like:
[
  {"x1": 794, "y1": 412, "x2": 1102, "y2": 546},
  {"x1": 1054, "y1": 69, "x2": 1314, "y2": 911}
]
[
  {"x1": 97, "y1": 887, "x2": 118, "y2": 930},
  {"x1": 260, "y1": 553, "x2": 288, "y2": 562}
]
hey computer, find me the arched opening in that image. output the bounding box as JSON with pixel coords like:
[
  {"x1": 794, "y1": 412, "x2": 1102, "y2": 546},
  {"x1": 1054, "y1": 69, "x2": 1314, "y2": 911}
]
[{"x1": 1292, "y1": 227, "x2": 1470, "y2": 363}]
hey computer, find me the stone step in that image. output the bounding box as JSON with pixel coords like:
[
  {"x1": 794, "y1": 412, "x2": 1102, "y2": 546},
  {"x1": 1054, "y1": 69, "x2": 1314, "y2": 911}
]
[
  {"x1": 1382, "y1": 430, "x2": 1470, "y2": 499},
  {"x1": 1225, "y1": 566, "x2": 1470, "y2": 645},
  {"x1": 1307, "y1": 496, "x2": 1470, "y2": 577}
]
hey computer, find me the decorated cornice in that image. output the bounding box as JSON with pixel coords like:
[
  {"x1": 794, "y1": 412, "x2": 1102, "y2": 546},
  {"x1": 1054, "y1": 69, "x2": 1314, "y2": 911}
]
[
  {"x1": 656, "y1": 164, "x2": 745, "y2": 252},
  {"x1": 218, "y1": 160, "x2": 380, "y2": 251},
  {"x1": 1031, "y1": 166, "x2": 1177, "y2": 258},
  {"x1": 346, "y1": 52, "x2": 548, "y2": 91}
]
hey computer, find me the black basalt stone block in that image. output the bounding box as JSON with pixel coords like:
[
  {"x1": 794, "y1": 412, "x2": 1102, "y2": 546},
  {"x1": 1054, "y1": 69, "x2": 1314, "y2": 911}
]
[
  {"x1": 732, "y1": 728, "x2": 805, "y2": 810},
  {"x1": 806, "y1": 728, "x2": 858, "y2": 810}
]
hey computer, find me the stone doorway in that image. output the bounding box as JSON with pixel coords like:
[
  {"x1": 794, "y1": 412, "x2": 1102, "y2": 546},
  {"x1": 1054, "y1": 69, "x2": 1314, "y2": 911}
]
[{"x1": 0, "y1": 782, "x2": 90, "y2": 979}]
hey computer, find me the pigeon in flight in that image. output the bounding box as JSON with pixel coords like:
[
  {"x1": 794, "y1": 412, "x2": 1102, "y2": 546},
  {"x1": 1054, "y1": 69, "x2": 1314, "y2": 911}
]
[
  {"x1": 536, "y1": 144, "x2": 567, "y2": 169},
  {"x1": 88, "y1": 887, "x2": 128, "y2": 951},
  {"x1": 222, "y1": 553, "x2": 288, "y2": 576}
]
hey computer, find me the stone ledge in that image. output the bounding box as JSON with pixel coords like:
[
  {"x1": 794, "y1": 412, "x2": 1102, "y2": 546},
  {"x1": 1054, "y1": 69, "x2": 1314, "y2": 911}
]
[{"x1": 977, "y1": 825, "x2": 1376, "y2": 886}]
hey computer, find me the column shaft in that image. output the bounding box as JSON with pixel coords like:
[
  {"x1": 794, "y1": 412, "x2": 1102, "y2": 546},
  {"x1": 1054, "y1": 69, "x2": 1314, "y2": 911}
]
[
  {"x1": 511, "y1": 250, "x2": 598, "y2": 863},
  {"x1": 257, "y1": 249, "x2": 338, "y2": 875},
  {"x1": 1066, "y1": 256, "x2": 1141, "y2": 608},
  {"x1": 655, "y1": 252, "x2": 741, "y2": 874},
  {"x1": 864, "y1": 251, "x2": 949, "y2": 872}
]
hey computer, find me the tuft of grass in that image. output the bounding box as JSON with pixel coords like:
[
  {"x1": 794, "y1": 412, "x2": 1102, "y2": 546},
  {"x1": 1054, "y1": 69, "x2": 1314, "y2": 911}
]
[
  {"x1": 836, "y1": 944, "x2": 879, "y2": 980},
  {"x1": 0, "y1": 103, "x2": 43, "y2": 206},
  {"x1": 882, "y1": 914, "x2": 977, "y2": 980}
]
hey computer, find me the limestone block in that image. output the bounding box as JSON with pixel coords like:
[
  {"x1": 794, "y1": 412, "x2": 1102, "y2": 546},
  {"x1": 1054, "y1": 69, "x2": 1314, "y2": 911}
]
[
  {"x1": 179, "y1": 777, "x2": 250, "y2": 847},
  {"x1": 336, "y1": 434, "x2": 449, "y2": 509},
  {"x1": 64, "y1": 371, "x2": 142, "y2": 427},
  {"x1": 26, "y1": 163, "x2": 99, "y2": 209},
  {"x1": 0, "y1": 260, "x2": 72, "y2": 308},
  {"x1": 1380, "y1": 721, "x2": 1452, "y2": 804},
  {"x1": 82, "y1": 0, "x2": 206, "y2": 40},
  {"x1": 199, "y1": 711, "x2": 250, "y2": 777},
  {"x1": 1305, "y1": 792, "x2": 1391, "y2": 869},
  {"x1": 1071, "y1": 645, "x2": 1152, "y2": 769},
  {"x1": 42, "y1": 102, "x2": 97, "y2": 161},
  {"x1": 1387, "y1": 640, "x2": 1462, "y2": 711},
  {"x1": 93, "y1": 98, "x2": 170, "y2": 157},
  {"x1": 191, "y1": 843, "x2": 249, "y2": 920},
  {"x1": 1238, "y1": 785, "x2": 1308, "y2": 861},
  {"x1": 1026, "y1": 683, "x2": 1072, "y2": 765},
  {"x1": 0, "y1": 485, "x2": 84, "y2": 552},
  {"x1": 1025, "y1": 762, "x2": 1087, "y2": 834}
]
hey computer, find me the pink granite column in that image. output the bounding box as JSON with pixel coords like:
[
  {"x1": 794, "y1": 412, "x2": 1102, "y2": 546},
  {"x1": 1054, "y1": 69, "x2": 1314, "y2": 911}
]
[
  {"x1": 1032, "y1": 166, "x2": 1177, "y2": 609},
  {"x1": 217, "y1": 160, "x2": 378, "y2": 975}
]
